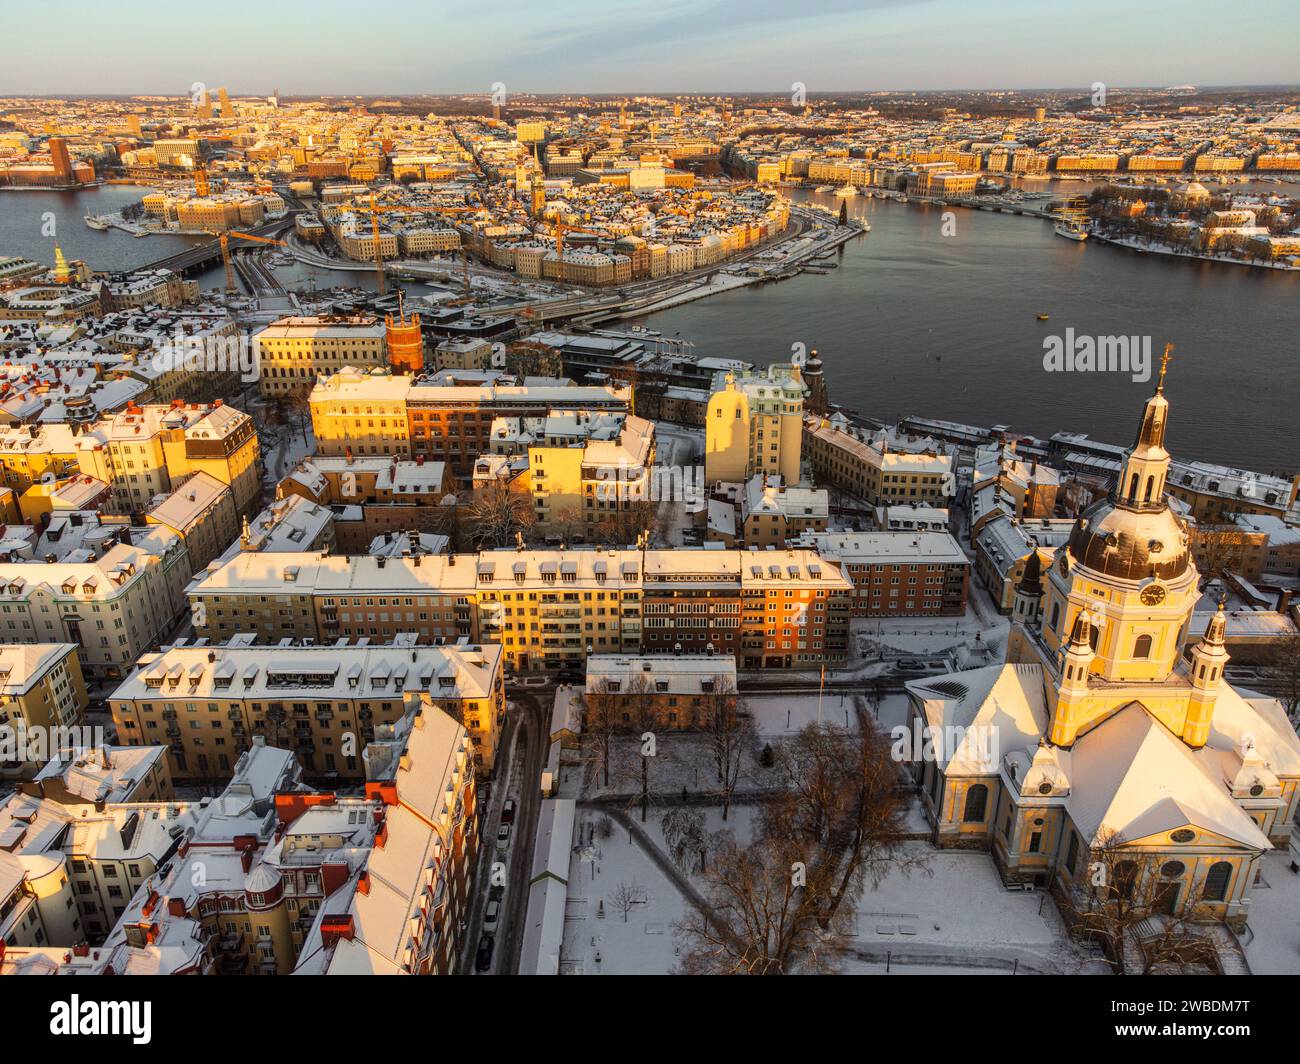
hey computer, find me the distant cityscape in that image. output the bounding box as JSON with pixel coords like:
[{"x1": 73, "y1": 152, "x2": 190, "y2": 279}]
[{"x1": 0, "y1": 64, "x2": 1297, "y2": 1004}]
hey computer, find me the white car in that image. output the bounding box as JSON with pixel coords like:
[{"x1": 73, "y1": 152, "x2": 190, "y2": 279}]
[{"x1": 483, "y1": 899, "x2": 501, "y2": 932}]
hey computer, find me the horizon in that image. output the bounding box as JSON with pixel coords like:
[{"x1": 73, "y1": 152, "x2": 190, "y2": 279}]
[{"x1": 4, "y1": 0, "x2": 1298, "y2": 96}]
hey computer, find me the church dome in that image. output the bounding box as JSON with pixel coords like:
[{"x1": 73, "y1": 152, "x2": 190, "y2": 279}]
[{"x1": 1067, "y1": 495, "x2": 1190, "y2": 582}]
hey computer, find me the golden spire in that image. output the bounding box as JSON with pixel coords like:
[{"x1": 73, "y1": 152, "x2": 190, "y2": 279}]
[{"x1": 1155, "y1": 342, "x2": 1173, "y2": 394}]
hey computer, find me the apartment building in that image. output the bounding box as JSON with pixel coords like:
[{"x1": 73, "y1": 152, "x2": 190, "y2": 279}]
[
  {"x1": 705, "y1": 364, "x2": 806, "y2": 486},
  {"x1": 0, "y1": 529, "x2": 191, "y2": 682},
  {"x1": 803, "y1": 416, "x2": 954, "y2": 506},
  {"x1": 278, "y1": 454, "x2": 448, "y2": 552},
  {"x1": 494, "y1": 411, "x2": 656, "y2": 536},
  {"x1": 144, "y1": 471, "x2": 239, "y2": 573},
  {"x1": 310, "y1": 367, "x2": 631, "y2": 475},
  {"x1": 253, "y1": 316, "x2": 390, "y2": 397},
  {"x1": 794, "y1": 530, "x2": 970, "y2": 618},
  {"x1": 75, "y1": 401, "x2": 261, "y2": 517},
  {"x1": 189, "y1": 545, "x2": 853, "y2": 672},
  {"x1": 26, "y1": 744, "x2": 172, "y2": 804},
  {"x1": 0, "y1": 643, "x2": 88, "y2": 774},
  {"x1": 582, "y1": 653, "x2": 739, "y2": 729},
  {"x1": 0, "y1": 423, "x2": 80, "y2": 493},
  {"x1": 291, "y1": 696, "x2": 477, "y2": 975},
  {"x1": 109, "y1": 637, "x2": 505, "y2": 778}
]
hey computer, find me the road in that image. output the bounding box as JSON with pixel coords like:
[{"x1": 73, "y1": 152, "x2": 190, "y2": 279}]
[{"x1": 458, "y1": 689, "x2": 548, "y2": 974}]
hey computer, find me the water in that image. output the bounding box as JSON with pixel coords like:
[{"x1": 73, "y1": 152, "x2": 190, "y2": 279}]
[
  {"x1": 0, "y1": 185, "x2": 202, "y2": 270},
  {"x1": 634, "y1": 189, "x2": 1300, "y2": 474},
  {"x1": 5, "y1": 184, "x2": 1296, "y2": 472}
]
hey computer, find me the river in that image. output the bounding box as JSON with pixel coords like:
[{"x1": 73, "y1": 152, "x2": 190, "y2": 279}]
[
  {"x1": 633, "y1": 187, "x2": 1299, "y2": 474},
  {"x1": 4, "y1": 182, "x2": 1295, "y2": 472}
]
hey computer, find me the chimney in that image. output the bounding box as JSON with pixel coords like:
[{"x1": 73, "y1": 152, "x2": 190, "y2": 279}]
[{"x1": 1277, "y1": 589, "x2": 1293, "y2": 614}]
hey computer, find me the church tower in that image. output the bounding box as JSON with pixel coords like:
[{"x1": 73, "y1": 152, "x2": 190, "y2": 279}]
[
  {"x1": 1183, "y1": 601, "x2": 1229, "y2": 748},
  {"x1": 1016, "y1": 347, "x2": 1215, "y2": 745}
]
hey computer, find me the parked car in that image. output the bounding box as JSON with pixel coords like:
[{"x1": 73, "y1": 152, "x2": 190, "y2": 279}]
[
  {"x1": 894, "y1": 658, "x2": 947, "y2": 675},
  {"x1": 489, "y1": 884, "x2": 505, "y2": 902},
  {"x1": 497, "y1": 823, "x2": 511, "y2": 846},
  {"x1": 483, "y1": 899, "x2": 501, "y2": 932},
  {"x1": 501, "y1": 798, "x2": 517, "y2": 824},
  {"x1": 475, "y1": 934, "x2": 494, "y2": 973}
]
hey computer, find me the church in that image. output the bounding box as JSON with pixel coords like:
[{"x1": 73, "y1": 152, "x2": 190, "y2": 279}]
[{"x1": 904, "y1": 360, "x2": 1300, "y2": 931}]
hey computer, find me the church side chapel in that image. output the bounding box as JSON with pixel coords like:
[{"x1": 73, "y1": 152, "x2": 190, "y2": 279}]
[{"x1": 904, "y1": 351, "x2": 1300, "y2": 935}]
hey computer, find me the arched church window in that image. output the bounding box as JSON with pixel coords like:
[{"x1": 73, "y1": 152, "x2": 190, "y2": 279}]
[
  {"x1": 1112, "y1": 860, "x2": 1137, "y2": 900},
  {"x1": 1128, "y1": 473, "x2": 1139, "y2": 502},
  {"x1": 963, "y1": 784, "x2": 988, "y2": 823},
  {"x1": 1134, "y1": 634, "x2": 1152, "y2": 658},
  {"x1": 1144, "y1": 476, "x2": 1155, "y2": 502},
  {"x1": 1203, "y1": 862, "x2": 1232, "y2": 902},
  {"x1": 1089, "y1": 625, "x2": 1099, "y2": 652},
  {"x1": 1050, "y1": 602, "x2": 1061, "y2": 632}
]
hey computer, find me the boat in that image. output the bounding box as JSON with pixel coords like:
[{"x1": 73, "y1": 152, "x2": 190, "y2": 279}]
[
  {"x1": 897, "y1": 195, "x2": 909, "y2": 204},
  {"x1": 814, "y1": 185, "x2": 834, "y2": 193},
  {"x1": 834, "y1": 186, "x2": 857, "y2": 197},
  {"x1": 83, "y1": 213, "x2": 109, "y2": 231},
  {"x1": 1037, "y1": 314, "x2": 1050, "y2": 321},
  {"x1": 1054, "y1": 222, "x2": 1089, "y2": 242}
]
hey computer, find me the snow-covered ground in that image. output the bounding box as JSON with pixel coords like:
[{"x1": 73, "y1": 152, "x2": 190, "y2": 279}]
[
  {"x1": 1243, "y1": 849, "x2": 1300, "y2": 974},
  {"x1": 746, "y1": 691, "x2": 860, "y2": 735},
  {"x1": 562, "y1": 810, "x2": 689, "y2": 974}
]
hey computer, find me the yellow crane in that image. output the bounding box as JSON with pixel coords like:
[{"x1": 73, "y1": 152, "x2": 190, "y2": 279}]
[
  {"x1": 210, "y1": 229, "x2": 287, "y2": 294},
  {"x1": 337, "y1": 195, "x2": 480, "y2": 295},
  {"x1": 550, "y1": 220, "x2": 601, "y2": 285}
]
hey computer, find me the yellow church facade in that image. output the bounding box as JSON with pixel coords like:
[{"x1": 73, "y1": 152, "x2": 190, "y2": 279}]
[{"x1": 905, "y1": 365, "x2": 1300, "y2": 934}]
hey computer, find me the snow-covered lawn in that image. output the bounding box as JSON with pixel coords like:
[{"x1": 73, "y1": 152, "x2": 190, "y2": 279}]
[
  {"x1": 1243, "y1": 849, "x2": 1300, "y2": 974},
  {"x1": 746, "y1": 692, "x2": 860, "y2": 735},
  {"x1": 562, "y1": 810, "x2": 689, "y2": 974},
  {"x1": 852, "y1": 610, "x2": 1009, "y2": 660},
  {"x1": 852, "y1": 843, "x2": 1072, "y2": 954}
]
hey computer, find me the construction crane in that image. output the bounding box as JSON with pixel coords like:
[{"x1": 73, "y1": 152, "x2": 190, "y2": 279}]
[
  {"x1": 340, "y1": 192, "x2": 478, "y2": 293},
  {"x1": 208, "y1": 229, "x2": 287, "y2": 294},
  {"x1": 550, "y1": 220, "x2": 601, "y2": 285}
]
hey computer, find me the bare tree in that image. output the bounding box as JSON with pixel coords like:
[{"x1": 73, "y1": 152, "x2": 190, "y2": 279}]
[
  {"x1": 1059, "y1": 829, "x2": 1218, "y2": 975},
  {"x1": 700, "y1": 675, "x2": 756, "y2": 820},
  {"x1": 1264, "y1": 632, "x2": 1300, "y2": 720},
  {"x1": 579, "y1": 679, "x2": 618, "y2": 789},
  {"x1": 771, "y1": 722, "x2": 926, "y2": 932},
  {"x1": 674, "y1": 827, "x2": 846, "y2": 975},
  {"x1": 661, "y1": 806, "x2": 708, "y2": 874},
  {"x1": 607, "y1": 880, "x2": 641, "y2": 923},
  {"x1": 463, "y1": 476, "x2": 535, "y2": 548},
  {"x1": 676, "y1": 721, "x2": 923, "y2": 975}
]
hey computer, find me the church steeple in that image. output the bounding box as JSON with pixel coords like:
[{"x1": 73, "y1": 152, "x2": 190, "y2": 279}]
[
  {"x1": 1183, "y1": 600, "x2": 1229, "y2": 748},
  {"x1": 1115, "y1": 343, "x2": 1174, "y2": 513}
]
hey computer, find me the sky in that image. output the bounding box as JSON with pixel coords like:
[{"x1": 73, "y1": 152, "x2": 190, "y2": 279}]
[{"x1": 4, "y1": 0, "x2": 1297, "y2": 96}]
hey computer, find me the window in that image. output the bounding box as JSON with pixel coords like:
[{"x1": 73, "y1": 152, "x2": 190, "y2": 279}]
[
  {"x1": 1065, "y1": 832, "x2": 1079, "y2": 873},
  {"x1": 962, "y1": 784, "x2": 988, "y2": 823},
  {"x1": 1203, "y1": 861, "x2": 1232, "y2": 902},
  {"x1": 1134, "y1": 634, "x2": 1153, "y2": 659}
]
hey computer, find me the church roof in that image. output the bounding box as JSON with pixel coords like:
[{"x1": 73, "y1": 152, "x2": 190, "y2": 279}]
[
  {"x1": 909, "y1": 663, "x2": 1048, "y2": 773},
  {"x1": 1066, "y1": 703, "x2": 1270, "y2": 851}
]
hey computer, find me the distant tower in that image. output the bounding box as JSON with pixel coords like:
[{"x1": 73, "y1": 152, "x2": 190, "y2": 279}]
[
  {"x1": 48, "y1": 137, "x2": 72, "y2": 183},
  {"x1": 386, "y1": 296, "x2": 424, "y2": 375},
  {"x1": 218, "y1": 87, "x2": 231, "y2": 116},
  {"x1": 803, "y1": 348, "x2": 828, "y2": 415},
  {"x1": 530, "y1": 175, "x2": 546, "y2": 218},
  {"x1": 52, "y1": 245, "x2": 73, "y2": 284},
  {"x1": 1011, "y1": 549, "x2": 1045, "y2": 630}
]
